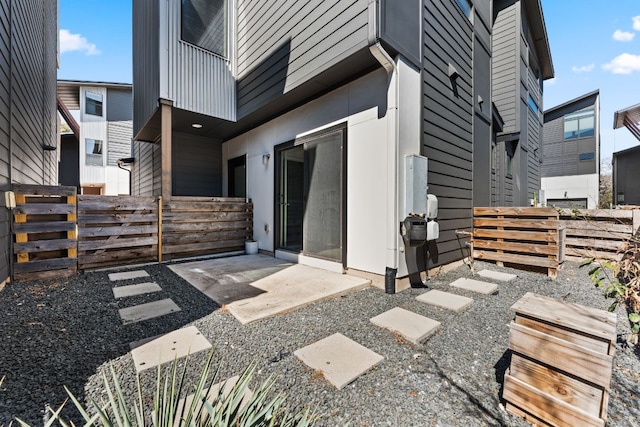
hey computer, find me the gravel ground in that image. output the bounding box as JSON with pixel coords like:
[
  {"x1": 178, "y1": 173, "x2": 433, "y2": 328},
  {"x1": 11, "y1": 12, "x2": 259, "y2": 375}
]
[{"x1": 1, "y1": 258, "x2": 639, "y2": 426}]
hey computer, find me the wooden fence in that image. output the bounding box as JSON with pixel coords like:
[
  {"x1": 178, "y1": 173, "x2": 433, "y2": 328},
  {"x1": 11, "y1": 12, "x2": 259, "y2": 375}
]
[
  {"x1": 77, "y1": 195, "x2": 158, "y2": 270},
  {"x1": 472, "y1": 207, "x2": 560, "y2": 278},
  {"x1": 12, "y1": 184, "x2": 78, "y2": 281},
  {"x1": 161, "y1": 197, "x2": 253, "y2": 261},
  {"x1": 11, "y1": 185, "x2": 253, "y2": 281},
  {"x1": 558, "y1": 208, "x2": 640, "y2": 261}
]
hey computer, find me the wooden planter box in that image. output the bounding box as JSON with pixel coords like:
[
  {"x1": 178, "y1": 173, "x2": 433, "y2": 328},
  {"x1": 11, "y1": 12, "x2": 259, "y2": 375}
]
[{"x1": 504, "y1": 292, "x2": 617, "y2": 427}]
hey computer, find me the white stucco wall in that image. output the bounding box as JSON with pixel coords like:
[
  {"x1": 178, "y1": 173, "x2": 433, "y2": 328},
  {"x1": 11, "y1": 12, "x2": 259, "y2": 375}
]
[
  {"x1": 222, "y1": 58, "x2": 423, "y2": 277},
  {"x1": 541, "y1": 173, "x2": 600, "y2": 209}
]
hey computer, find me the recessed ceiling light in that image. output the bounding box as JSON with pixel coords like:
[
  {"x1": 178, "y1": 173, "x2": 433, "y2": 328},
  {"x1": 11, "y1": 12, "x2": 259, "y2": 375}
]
[{"x1": 192, "y1": 123, "x2": 203, "y2": 129}]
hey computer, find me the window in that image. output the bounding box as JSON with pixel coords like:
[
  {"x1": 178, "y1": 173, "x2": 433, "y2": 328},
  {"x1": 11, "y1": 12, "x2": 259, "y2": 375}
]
[
  {"x1": 579, "y1": 152, "x2": 595, "y2": 161},
  {"x1": 228, "y1": 155, "x2": 246, "y2": 198},
  {"x1": 527, "y1": 95, "x2": 539, "y2": 114},
  {"x1": 85, "y1": 92, "x2": 103, "y2": 116},
  {"x1": 181, "y1": 0, "x2": 227, "y2": 57},
  {"x1": 455, "y1": 0, "x2": 472, "y2": 20},
  {"x1": 86, "y1": 139, "x2": 103, "y2": 166},
  {"x1": 564, "y1": 108, "x2": 595, "y2": 140}
]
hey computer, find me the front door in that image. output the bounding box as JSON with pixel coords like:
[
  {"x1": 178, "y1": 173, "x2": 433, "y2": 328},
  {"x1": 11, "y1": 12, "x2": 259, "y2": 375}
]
[{"x1": 276, "y1": 124, "x2": 345, "y2": 263}]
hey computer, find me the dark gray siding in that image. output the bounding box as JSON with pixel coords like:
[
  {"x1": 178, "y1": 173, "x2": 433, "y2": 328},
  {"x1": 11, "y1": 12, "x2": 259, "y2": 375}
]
[
  {"x1": 236, "y1": 0, "x2": 370, "y2": 118},
  {"x1": 131, "y1": 140, "x2": 158, "y2": 196},
  {"x1": 0, "y1": 0, "x2": 58, "y2": 281},
  {"x1": 422, "y1": 0, "x2": 473, "y2": 267},
  {"x1": 614, "y1": 149, "x2": 640, "y2": 205},
  {"x1": 172, "y1": 133, "x2": 222, "y2": 197},
  {"x1": 132, "y1": 0, "x2": 159, "y2": 136},
  {"x1": 379, "y1": 0, "x2": 422, "y2": 66},
  {"x1": 492, "y1": 2, "x2": 518, "y2": 134},
  {"x1": 106, "y1": 88, "x2": 133, "y2": 167}
]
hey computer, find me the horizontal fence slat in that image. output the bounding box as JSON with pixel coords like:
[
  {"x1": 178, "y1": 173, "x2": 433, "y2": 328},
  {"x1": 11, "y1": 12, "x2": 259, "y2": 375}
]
[
  {"x1": 13, "y1": 184, "x2": 77, "y2": 196},
  {"x1": 162, "y1": 230, "x2": 250, "y2": 245},
  {"x1": 473, "y1": 229, "x2": 557, "y2": 243},
  {"x1": 162, "y1": 220, "x2": 251, "y2": 233},
  {"x1": 79, "y1": 236, "x2": 157, "y2": 251},
  {"x1": 78, "y1": 225, "x2": 157, "y2": 238},
  {"x1": 564, "y1": 228, "x2": 630, "y2": 240},
  {"x1": 558, "y1": 208, "x2": 633, "y2": 220},
  {"x1": 164, "y1": 202, "x2": 252, "y2": 212},
  {"x1": 162, "y1": 211, "x2": 252, "y2": 222},
  {"x1": 78, "y1": 213, "x2": 158, "y2": 224},
  {"x1": 473, "y1": 239, "x2": 557, "y2": 256},
  {"x1": 14, "y1": 203, "x2": 76, "y2": 215},
  {"x1": 473, "y1": 250, "x2": 558, "y2": 268},
  {"x1": 565, "y1": 248, "x2": 624, "y2": 261},
  {"x1": 474, "y1": 207, "x2": 558, "y2": 217},
  {"x1": 474, "y1": 218, "x2": 559, "y2": 229},
  {"x1": 163, "y1": 238, "x2": 246, "y2": 255},
  {"x1": 560, "y1": 220, "x2": 632, "y2": 234},
  {"x1": 78, "y1": 248, "x2": 157, "y2": 270},
  {"x1": 13, "y1": 221, "x2": 76, "y2": 234},
  {"x1": 13, "y1": 257, "x2": 77, "y2": 274},
  {"x1": 564, "y1": 237, "x2": 625, "y2": 252},
  {"x1": 77, "y1": 198, "x2": 157, "y2": 211},
  {"x1": 14, "y1": 238, "x2": 77, "y2": 253},
  {"x1": 169, "y1": 196, "x2": 248, "y2": 203}
]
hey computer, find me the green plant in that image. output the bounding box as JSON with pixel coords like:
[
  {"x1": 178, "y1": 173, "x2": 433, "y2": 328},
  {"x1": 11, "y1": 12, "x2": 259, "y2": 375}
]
[
  {"x1": 15, "y1": 352, "x2": 319, "y2": 427},
  {"x1": 583, "y1": 239, "x2": 640, "y2": 343}
]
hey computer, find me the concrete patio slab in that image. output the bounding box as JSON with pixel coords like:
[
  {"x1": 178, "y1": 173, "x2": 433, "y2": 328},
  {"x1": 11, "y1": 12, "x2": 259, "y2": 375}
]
[
  {"x1": 477, "y1": 269, "x2": 517, "y2": 282},
  {"x1": 294, "y1": 333, "x2": 383, "y2": 390},
  {"x1": 416, "y1": 290, "x2": 473, "y2": 312},
  {"x1": 112, "y1": 282, "x2": 162, "y2": 299},
  {"x1": 170, "y1": 254, "x2": 370, "y2": 324},
  {"x1": 119, "y1": 298, "x2": 181, "y2": 325},
  {"x1": 108, "y1": 270, "x2": 149, "y2": 281},
  {"x1": 370, "y1": 307, "x2": 441, "y2": 344},
  {"x1": 131, "y1": 326, "x2": 212, "y2": 372},
  {"x1": 450, "y1": 277, "x2": 498, "y2": 295}
]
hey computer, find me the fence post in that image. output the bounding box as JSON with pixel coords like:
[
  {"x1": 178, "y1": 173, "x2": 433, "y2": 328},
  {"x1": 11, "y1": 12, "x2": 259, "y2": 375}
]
[
  {"x1": 633, "y1": 209, "x2": 640, "y2": 237},
  {"x1": 158, "y1": 196, "x2": 163, "y2": 263},
  {"x1": 67, "y1": 192, "x2": 77, "y2": 260}
]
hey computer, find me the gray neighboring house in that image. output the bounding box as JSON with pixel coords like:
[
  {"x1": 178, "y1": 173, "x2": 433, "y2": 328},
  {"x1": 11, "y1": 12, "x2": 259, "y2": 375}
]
[
  {"x1": 541, "y1": 90, "x2": 600, "y2": 209},
  {"x1": 613, "y1": 103, "x2": 640, "y2": 206},
  {"x1": 0, "y1": 0, "x2": 59, "y2": 285},
  {"x1": 132, "y1": 0, "x2": 553, "y2": 286},
  {"x1": 57, "y1": 80, "x2": 133, "y2": 195}
]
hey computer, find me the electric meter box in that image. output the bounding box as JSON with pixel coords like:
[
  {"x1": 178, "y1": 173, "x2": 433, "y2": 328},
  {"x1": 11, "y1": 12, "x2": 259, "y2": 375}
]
[{"x1": 426, "y1": 194, "x2": 438, "y2": 219}]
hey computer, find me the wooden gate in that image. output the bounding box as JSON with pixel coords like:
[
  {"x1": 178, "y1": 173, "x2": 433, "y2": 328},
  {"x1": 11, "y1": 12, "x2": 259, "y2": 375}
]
[{"x1": 12, "y1": 184, "x2": 78, "y2": 281}]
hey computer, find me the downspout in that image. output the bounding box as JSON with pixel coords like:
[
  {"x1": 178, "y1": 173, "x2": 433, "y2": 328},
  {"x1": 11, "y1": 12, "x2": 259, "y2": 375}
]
[{"x1": 368, "y1": 4, "x2": 400, "y2": 292}]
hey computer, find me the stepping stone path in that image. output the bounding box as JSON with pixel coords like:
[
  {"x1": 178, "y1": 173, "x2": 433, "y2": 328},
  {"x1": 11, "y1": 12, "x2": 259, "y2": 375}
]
[
  {"x1": 108, "y1": 270, "x2": 150, "y2": 281},
  {"x1": 294, "y1": 333, "x2": 384, "y2": 390},
  {"x1": 416, "y1": 289, "x2": 473, "y2": 312},
  {"x1": 112, "y1": 282, "x2": 162, "y2": 299},
  {"x1": 477, "y1": 269, "x2": 517, "y2": 282},
  {"x1": 370, "y1": 307, "x2": 440, "y2": 344},
  {"x1": 119, "y1": 298, "x2": 181, "y2": 324},
  {"x1": 450, "y1": 277, "x2": 499, "y2": 295},
  {"x1": 131, "y1": 325, "x2": 212, "y2": 372}
]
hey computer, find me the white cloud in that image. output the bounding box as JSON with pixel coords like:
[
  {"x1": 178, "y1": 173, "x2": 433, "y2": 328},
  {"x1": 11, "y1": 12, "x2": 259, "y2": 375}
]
[
  {"x1": 602, "y1": 53, "x2": 640, "y2": 74},
  {"x1": 571, "y1": 64, "x2": 595, "y2": 73},
  {"x1": 59, "y1": 29, "x2": 101, "y2": 55},
  {"x1": 633, "y1": 15, "x2": 640, "y2": 31},
  {"x1": 613, "y1": 30, "x2": 635, "y2": 42}
]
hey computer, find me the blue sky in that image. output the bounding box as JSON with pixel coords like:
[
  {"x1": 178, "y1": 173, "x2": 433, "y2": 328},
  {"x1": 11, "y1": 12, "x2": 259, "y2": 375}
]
[{"x1": 57, "y1": 0, "x2": 640, "y2": 161}]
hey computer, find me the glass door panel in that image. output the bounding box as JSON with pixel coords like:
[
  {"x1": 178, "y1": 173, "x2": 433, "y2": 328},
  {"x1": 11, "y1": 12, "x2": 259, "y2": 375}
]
[{"x1": 278, "y1": 145, "x2": 304, "y2": 251}]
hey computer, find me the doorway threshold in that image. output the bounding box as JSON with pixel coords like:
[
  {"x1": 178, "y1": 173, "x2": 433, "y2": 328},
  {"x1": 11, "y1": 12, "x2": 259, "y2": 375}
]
[{"x1": 275, "y1": 250, "x2": 344, "y2": 274}]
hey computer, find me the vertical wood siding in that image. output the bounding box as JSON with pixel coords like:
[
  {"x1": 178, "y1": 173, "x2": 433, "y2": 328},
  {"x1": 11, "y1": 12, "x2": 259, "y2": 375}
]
[
  {"x1": 236, "y1": 0, "x2": 369, "y2": 118},
  {"x1": 422, "y1": 0, "x2": 474, "y2": 266},
  {"x1": 131, "y1": 140, "x2": 158, "y2": 197},
  {"x1": 132, "y1": 0, "x2": 159, "y2": 136},
  {"x1": 172, "y1": 132, "x2": 223, "y2": 197}
]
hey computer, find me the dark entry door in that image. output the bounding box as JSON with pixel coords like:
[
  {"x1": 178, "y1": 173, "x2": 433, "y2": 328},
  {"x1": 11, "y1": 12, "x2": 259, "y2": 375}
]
[{"x1": 276, "y1": 125, "x2": 345, "y2": 263}]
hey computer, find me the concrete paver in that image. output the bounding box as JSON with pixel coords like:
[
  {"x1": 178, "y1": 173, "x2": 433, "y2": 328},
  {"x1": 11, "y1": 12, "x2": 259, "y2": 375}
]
[
  {"x1": 108, "y1": 270, "x2": 150, "y2": 281},
  {"x1": 477, "y1": 269, "x2": 517, "y2": 282},
  {"x1": 450, "y1": 277, "x2": 498, "y2": 295},
  {"x1": 119, "y1": 298, "x2": 181, "y2": 324},
  {"x1": 130, "y1": 326, "x2": 212, "y2": 372},
  {"x1": 370, "y1": 307, "x2": 441, "y2": 344},
  {"x1": 416, "y1": 290, "x2": 473, "y2": 312},
  {"x1": 112, "y1": 282, "x2": 162, "y2": 299},
  {"x1": 294, "y1": 333, "x2": 383, "y2": 390}
]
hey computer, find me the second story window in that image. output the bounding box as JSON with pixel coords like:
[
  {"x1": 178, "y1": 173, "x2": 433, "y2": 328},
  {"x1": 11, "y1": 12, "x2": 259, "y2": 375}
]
[
  {"x1": 181, "y1": 0, "x2": 227, "y2": 58},
  {"x1": 564, "y1": 109, "x2": 595, "y2": 140},
  {"x1": 85, "y1": 92, "x2": 103, "y2": 116},
  {"x1": 86, "y1": 138, "x2": 103, "y2": 166},
  {"x1": 527, "y1": 95, "x2": 539, "y2": 114}
]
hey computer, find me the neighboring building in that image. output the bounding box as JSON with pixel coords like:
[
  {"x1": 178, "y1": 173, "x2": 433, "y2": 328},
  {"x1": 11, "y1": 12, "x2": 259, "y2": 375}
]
[
  {"x1": 132, "y1": 0, "x2": 553, "y2": 284},
  {"x1": 490, "y1": 0, "x2": 554, "y2": 207},
  {"x1": 0, "y1": 1, "x2": 59, "y2": 284},
  {"x1": 57, "y1": 81, "x2": 133, "y2": 195},
  {"x1": 541, "y1": 90, "x2": 600, "y2": 209},
  {"x1": 613, "y1": 103, "x2": 640, "y2": 206}
]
